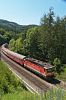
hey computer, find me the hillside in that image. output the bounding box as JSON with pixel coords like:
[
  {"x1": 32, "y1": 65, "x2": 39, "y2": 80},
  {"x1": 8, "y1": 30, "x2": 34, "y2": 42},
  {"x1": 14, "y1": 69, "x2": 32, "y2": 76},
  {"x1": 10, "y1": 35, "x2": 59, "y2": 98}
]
[
  {"x1": 0, "y1": 19, "x2": 38, "y2": 32},
  {"x1": 0, "y1": 19, "x2": 38, "y2": 45}
]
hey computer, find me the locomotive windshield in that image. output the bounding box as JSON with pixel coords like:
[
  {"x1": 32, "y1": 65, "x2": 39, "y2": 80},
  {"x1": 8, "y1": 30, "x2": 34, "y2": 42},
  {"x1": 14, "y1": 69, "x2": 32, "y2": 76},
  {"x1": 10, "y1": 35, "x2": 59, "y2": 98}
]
[{"x1": 46, "y1": 67, "x2": 54, "y2": 73}]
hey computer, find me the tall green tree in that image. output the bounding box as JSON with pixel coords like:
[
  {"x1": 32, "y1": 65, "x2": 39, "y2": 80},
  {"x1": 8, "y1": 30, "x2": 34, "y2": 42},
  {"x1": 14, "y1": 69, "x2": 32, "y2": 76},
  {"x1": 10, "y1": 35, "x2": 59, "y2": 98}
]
[
  {"x1": 39, "y1": 8, "x2": 55, "y2": 61},
  {"x1": 24, "y1": 27, "x2": 41, "y2": 58}
]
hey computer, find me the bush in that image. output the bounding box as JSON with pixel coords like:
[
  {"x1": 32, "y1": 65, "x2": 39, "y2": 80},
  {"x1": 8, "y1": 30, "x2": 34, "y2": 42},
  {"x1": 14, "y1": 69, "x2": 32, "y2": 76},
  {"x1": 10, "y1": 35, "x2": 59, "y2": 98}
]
[
  {"x1": 53, "y1": 58, "x2": 63, "y2": 74},
  {"x1": 0, "y1": 61, "x2": 26, "y2": 95}
]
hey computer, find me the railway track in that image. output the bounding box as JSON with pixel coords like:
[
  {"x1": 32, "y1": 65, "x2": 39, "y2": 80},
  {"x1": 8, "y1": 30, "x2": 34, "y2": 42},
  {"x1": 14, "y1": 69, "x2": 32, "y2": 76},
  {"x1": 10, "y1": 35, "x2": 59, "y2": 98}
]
[
  {"x1": 1, "y1": 52, "x2": 53, "y2": 94},
  {"x1": 1, "y1": 49, "x2": 66, "y2": 94},
  {"x1": 55, "y1": 79, "x2": 66, "y2": 89},
  {"x1": 47, "y1": 77, "x2": 66, "y2": 90}
]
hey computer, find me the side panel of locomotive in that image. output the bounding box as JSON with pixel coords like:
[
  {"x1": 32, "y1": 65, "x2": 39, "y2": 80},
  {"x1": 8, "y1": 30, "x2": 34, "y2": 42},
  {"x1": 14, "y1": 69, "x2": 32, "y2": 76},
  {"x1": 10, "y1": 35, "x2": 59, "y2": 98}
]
[{"x1": 24, "y1": 60, "x2": 46, "y2": 76}]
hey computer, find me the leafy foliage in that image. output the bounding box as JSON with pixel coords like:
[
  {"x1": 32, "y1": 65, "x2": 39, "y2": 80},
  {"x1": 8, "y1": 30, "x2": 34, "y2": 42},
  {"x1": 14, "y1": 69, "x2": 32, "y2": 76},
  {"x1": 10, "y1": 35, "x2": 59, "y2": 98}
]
[
  {"x1": 0, "y1": 61, "x2": 26, "y2": 96},
  {"x1": 0, "y1": 88, "x2": 66, "y2": 100},
  {"x1": 53, "y1": 58, "x2": 62, "y2": 74}
]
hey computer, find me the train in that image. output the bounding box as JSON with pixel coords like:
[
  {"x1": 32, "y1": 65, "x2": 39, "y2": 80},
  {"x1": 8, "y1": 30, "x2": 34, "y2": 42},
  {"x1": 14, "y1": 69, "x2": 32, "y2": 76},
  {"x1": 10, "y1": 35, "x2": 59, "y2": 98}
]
[{"x1": 1, "y1": 44, "x2": 54, "y2": 78}]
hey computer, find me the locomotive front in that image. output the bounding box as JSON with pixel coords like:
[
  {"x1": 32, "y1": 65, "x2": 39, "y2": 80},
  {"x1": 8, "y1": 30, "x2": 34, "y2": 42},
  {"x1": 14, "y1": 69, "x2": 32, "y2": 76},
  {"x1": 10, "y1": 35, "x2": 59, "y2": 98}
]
[{"x1": 41, "y1": 62, "x2": 55, "y2": 78}]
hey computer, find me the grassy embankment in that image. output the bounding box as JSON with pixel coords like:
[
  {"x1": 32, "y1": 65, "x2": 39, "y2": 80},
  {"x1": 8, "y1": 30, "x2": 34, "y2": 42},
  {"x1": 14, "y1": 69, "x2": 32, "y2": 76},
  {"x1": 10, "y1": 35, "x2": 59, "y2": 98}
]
[
  {"x1": 1, "y1": 89, "x2": 66, "y2": 100},
  {"x1": 0, "y1": 61, "x2": 66, "y2": 100}
]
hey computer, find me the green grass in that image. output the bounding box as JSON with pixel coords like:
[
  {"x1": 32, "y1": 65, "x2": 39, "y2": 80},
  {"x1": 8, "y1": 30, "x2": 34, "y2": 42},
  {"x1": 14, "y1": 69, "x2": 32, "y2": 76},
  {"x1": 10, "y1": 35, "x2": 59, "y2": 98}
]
[
  {"x1": 0, "y1": 89, "x2": 66, "y2": 100},
  {"x1": 0, "y1": 61, "x2": 27, "y2": 96}
]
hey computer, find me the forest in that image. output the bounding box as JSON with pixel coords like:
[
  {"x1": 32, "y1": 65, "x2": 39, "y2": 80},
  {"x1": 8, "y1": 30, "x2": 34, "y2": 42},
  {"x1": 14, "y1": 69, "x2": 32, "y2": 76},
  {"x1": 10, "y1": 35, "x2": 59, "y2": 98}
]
[{"x1": 0, "y1": 8, "x2": 66, "y2": 65}]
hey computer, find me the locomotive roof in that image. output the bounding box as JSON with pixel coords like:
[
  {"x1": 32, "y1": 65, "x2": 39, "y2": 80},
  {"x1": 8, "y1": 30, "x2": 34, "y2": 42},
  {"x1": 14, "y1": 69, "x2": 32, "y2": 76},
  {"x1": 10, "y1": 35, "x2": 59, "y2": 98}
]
[{"x1": 26, "y1": 57, "x2": 53, "y2": 69}]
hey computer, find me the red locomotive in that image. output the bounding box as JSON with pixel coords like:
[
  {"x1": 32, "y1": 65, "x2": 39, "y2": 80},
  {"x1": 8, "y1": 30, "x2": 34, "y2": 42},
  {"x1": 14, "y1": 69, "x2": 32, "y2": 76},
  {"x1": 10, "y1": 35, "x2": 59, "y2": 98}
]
[{"x1": 2, "y1": 44, "x2": 54, "y2": 78}]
